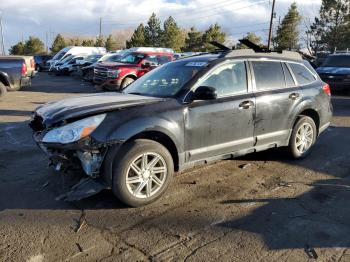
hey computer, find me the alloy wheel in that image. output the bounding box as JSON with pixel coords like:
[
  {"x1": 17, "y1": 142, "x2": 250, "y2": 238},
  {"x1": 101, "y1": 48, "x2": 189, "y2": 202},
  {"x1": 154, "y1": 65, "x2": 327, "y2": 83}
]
[
  {"x1": 295, "y1": 122, "x2": 314, "y2": 154},
  {"x1": 126, "y1": 152, "x2": 167, "y2": 199}
]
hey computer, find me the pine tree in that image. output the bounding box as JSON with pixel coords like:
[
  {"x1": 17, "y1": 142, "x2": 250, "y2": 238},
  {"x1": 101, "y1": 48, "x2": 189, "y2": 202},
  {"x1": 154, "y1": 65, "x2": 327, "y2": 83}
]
[
  {"x1": 23, "y1": 36, "x2": 45, "y2": 54},
  {"x1": 81, "y1": 39, "x2": 95, "y2": 46},
  {"x1": 202, "y1": 23, "x2": 226, "y2": 51},
  {"x1": 183, "y1": 27, "x2": 203, "y2": 52},
  {"x1": 126, "y1": 23, "x2": 146, "y2": 48},
  {"x1": 105, "y1": 34, "x2": 117, "y2": 51},
  {"x1": 237, "y1": 32, "x2": 262, "y2": 49},
  {"x1": 274, "y1": 3, "x2": 302, "y2": 50},
  {"x1": 51, "y1": 34, "x2": 67, "y2": 53},
  {"x1": 95, "y1": 36, "x2": 104, "y2": 47},
  {"x1": 9, "y1": 41, "x2": 25, "y2": 55},
  {"x1": 309, "y1": 0, "x2": 350, "y2": 52},
  {"x1": 162, "y1": 16, "x2": 184, "y2": 51},
  {"x1": 144, "y1": 13, "x2": 162, "y2": 47}
]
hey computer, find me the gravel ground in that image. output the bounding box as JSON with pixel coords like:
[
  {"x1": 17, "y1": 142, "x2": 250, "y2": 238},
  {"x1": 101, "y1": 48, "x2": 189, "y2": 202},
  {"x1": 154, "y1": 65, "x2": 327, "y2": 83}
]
[{"x1": 0, "y1": 73, "x2": 350, "y2": 262}]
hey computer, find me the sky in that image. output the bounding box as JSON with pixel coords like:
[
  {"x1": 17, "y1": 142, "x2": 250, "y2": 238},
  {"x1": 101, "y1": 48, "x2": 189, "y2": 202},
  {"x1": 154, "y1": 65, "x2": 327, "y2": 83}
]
[{"x1": 1, "y1": 0, "x2": 321, "y2": 52}]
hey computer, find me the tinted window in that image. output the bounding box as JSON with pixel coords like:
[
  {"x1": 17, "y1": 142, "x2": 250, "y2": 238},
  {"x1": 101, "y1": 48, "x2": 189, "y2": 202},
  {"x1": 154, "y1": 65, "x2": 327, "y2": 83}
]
[
  {"x1": 289, "y1": 63, "x2": 316, "y2": 85},
  {"x1": 282, "y1": 63, "x2": 296, "y2": 87},
  {"x1": 143, "y1": 56, "x2": 158, "y2": 65},
  {"x1": 199, "y1": 61, "x2": 247, "y2": 97},
  {"x1": 252, "y1": 61, "x2": 285, "y2": 90},
  {"x1": 158, "y1": 56, "x2": 172, "y2": 65}
]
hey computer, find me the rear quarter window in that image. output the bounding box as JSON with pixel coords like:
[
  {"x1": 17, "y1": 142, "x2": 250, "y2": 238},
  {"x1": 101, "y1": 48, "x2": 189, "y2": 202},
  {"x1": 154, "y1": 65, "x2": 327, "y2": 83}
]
[
  {"x1": 252, "y1": 61, "x2": 285, "y2": 90},
  {"x1": 288, "y1": 63, "x2": 316, "y2": 85}
]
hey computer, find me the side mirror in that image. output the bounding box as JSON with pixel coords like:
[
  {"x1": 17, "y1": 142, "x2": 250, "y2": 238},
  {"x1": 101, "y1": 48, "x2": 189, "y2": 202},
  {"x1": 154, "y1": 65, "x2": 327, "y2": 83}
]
[{"x1": 192, "y1": 86, "x2": 217, "y2": 101}]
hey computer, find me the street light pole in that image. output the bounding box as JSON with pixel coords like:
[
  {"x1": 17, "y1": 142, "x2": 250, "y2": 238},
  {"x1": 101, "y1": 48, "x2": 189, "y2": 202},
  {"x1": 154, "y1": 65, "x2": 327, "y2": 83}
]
[{"x1": 267, "y1": 0, "x2": 276, "y2": 50}]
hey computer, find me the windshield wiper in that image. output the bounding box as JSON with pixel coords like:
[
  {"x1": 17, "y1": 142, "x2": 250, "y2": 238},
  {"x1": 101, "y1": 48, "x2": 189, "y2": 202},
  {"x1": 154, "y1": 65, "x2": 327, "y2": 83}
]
[{"x1": 127, "y1": 92, "x2": 144, "y2": 95}]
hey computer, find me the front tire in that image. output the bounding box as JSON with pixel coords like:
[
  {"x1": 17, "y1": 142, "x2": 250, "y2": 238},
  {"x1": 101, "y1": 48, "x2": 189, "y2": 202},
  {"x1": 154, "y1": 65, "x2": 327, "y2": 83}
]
[
  {"x1": 120, "y1": 77, "x2": 135, "y2": 90},
  {"x1": 289, "y1": 116, "x2": 317, "y2": 159},
  {"x1": 112, "y1": 139, "x2": 174, "y2": 207}
]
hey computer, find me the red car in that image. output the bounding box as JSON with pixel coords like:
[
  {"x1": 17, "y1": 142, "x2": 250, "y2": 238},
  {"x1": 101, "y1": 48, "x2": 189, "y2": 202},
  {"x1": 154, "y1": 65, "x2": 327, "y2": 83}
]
[{"x1": 93, "y1": 49, "x2": 174, "y2": 90}]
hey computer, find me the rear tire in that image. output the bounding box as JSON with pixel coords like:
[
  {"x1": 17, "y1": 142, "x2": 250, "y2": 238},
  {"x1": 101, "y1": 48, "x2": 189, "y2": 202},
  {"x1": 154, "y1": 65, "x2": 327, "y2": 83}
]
[
  {"x1": 288, "y1": 116, "x2": 317, "y2": 159},
  {"x1": 0, "y1": 83, "x2": 7, "y2": 97},
  {"x1": 111, "y1": 139, "x2": 174, "y2": 207}
]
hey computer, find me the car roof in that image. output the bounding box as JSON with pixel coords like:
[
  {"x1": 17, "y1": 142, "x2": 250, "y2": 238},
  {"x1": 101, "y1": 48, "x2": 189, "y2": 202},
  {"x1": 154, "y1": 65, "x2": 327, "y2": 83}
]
[{"x1": 176, "y1": 49, "x2": 303, "y2": 64}]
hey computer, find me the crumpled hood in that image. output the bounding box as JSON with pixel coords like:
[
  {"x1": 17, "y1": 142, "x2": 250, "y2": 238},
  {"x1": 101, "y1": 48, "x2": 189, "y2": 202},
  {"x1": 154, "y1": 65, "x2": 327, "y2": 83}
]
[
  {"x1": 35, "y1": 92, "x2": 164, "y2": 125},
  {"x1": 316, "y1": 66, "x2": 350, "y2": 75}
]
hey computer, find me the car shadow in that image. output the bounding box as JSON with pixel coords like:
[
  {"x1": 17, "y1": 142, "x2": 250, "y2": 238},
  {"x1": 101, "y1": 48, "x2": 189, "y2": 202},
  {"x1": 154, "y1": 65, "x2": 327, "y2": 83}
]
[{"x1": 218, "y1": 177, "x2": 350, "y2": 250}]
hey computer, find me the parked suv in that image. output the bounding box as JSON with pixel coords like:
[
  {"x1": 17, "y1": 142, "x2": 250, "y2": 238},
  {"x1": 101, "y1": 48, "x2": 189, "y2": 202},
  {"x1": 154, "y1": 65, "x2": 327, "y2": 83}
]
[
  {"x1": 317, "y1": 53, "x2": 350, "y2": 93},
  {"x1": 93, "y1": 49, "x2": 173, "y2": 90},
  {"x1": 30, "y1": 48, "x2": 332, "y2": 206}
]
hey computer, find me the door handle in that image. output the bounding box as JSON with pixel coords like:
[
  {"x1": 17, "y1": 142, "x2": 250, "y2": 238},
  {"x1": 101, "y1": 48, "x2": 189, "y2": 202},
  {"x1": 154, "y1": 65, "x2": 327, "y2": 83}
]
[
  {"x1": 239, "y1": 100, "x2": 254, "y2": 109},
  {"x1": 289, "y1": 93, "x2": 300, "y2": 100}
]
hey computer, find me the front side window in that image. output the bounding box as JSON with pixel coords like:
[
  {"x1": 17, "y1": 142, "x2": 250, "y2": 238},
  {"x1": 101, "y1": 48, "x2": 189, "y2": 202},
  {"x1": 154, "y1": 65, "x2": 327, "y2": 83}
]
[
  {"x1": 289, "y1": 63, "x2": 316, "y2": 85},
  {"x1": 252, "y1": 61, "x2": 285, "y2": 90},
  {"x1": 199, "y1": 61, "x2": 247, "y2": 97},
  {"x1": 119, "y1": 52, "x2": 146, "y2": 64}
]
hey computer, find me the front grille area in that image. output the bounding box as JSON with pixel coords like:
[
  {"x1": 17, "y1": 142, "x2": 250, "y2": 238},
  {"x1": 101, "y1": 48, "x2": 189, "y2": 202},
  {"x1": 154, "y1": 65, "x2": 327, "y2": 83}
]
[
  {"x1": 94, "y1": 67, "x2": 108, "y2": 78},
  {"x1": 319, "y1": 74, "x2": 346, "y2": 82},
  {"x1": 29, "y1": 114, "x2": 45, "y2": 132}
]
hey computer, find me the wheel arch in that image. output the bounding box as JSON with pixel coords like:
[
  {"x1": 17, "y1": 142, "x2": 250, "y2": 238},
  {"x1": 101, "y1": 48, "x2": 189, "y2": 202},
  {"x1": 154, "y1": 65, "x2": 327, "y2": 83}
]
[
  {"x1": 293, "y1": 108, "x2": 320, "y2": 135},
  {"x1": 0, "y1": 72, "x2": 10, "y2": 88}
]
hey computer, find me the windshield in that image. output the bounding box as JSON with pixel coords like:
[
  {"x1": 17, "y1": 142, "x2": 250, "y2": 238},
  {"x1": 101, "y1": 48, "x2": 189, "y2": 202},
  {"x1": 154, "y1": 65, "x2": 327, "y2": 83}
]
[
  {"x1": 53, "y1": 50, "x2": 67, "y2": 60},
  {"x1": 85, "y1": 55, "x2": 101, "y2": 62},
  {"x1": 322, "y1": 55, "x2": 350, "y2": 67},
  {"x1": 104, "y1": 54, "x2": 123, "y2": 62},
  {"x1": 123, "y1": 60, "x2": 207, "y2": 98},
  {"x1": 119, "y1": 52, "x2": 146, "y2": 64}
]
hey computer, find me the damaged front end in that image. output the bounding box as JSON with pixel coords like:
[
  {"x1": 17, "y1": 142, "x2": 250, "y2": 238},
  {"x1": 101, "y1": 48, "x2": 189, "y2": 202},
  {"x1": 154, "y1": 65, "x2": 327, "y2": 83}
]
[{"x1": 29, "y1": 113, "x2": 108, "y2": 179}]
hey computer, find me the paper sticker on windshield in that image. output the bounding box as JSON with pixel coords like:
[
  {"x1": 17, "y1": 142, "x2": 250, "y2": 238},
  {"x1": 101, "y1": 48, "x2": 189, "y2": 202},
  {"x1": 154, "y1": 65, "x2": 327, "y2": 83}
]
[{"x1": 185, "y1": 62, "x2": 207, "y2": 67}]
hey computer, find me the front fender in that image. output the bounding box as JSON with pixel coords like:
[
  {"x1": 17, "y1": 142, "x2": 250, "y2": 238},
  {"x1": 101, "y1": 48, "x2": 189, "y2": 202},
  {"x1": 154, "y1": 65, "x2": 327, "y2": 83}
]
[{"x1": 93, "y1": 115, "x2": 183, "y2": 152}]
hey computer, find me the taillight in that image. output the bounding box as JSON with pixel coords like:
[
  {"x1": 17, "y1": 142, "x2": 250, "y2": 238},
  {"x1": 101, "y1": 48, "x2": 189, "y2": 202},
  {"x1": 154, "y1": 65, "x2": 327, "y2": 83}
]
[
  {"x1": 322, "y1": 83, "x2": 331, "y2": 96},
  {"x1": 21, "y1": 63, "x2": 27, "y2": 76}
]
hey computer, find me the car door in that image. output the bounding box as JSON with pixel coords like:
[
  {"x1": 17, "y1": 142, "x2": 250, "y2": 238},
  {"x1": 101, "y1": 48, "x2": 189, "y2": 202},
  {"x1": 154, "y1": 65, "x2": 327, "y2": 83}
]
[
  {"x1": 251, "y1": 60, "x2": 300, "y2": 147},
  {"x1": 185, "y1": 60, "x2": 255, "y2": 162}
]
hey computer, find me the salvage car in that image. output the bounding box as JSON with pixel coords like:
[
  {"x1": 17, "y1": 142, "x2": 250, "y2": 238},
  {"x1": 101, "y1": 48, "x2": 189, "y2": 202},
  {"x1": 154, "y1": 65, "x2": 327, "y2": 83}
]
[
  {"x1": 93, "y1": 48, "x2": 173, "y2": 90},
  {"x1": 317, "y1": 53, "x2": 350, "y2": 93},
  {"x1": 30, "y1": 47, "x2": 332, "y2": 207},
  {"x1": 34, "y1": 55, "x2": 53, "y2": 71}
]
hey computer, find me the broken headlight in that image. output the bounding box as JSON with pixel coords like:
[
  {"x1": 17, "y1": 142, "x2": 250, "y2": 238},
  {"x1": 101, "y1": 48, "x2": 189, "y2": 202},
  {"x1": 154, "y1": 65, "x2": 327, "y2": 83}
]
[{"x1": 42, "y1": 114, "x2": 106, "y2": 144}]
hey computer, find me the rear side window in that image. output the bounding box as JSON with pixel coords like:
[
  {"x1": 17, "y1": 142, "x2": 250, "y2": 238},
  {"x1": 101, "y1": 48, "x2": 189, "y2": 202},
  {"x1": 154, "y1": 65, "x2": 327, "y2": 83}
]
[
  {"x1": 288, "y1": 63, "x2": 316, "y2": 85},
  {"x1": 158, "y1": 56, "x2": 172, "y2": 65},
  {"x1": 282, "y1": 63, "x2": 296, "y2": 88},
  {"x1": 252, "y1": 61, "x2": 285, "y2": 90}
]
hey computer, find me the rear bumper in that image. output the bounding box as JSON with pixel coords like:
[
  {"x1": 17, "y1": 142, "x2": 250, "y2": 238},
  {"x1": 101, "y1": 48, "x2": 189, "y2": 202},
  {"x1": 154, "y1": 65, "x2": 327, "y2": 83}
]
[{"x1": 20, "y1": 76, "x2": 31, "y2": 88}]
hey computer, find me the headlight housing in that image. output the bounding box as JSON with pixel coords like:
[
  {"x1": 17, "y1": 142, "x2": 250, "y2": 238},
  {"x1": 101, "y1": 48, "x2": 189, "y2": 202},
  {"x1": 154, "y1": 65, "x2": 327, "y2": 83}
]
[
  {"x1": 107, "y1": 69, "x2": 120, "y2": 78},
  {"x1": 42, "y1": 114, "x2": 106, "y2": 144}
]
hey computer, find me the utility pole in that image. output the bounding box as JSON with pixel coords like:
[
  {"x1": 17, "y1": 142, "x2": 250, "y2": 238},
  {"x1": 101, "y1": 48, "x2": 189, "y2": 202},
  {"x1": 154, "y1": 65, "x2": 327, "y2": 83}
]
[
  {"x1": 99, "y1": 17, "x2": 102, "y2": 40},
  {"x1": 45, "y1": 31, "x2": 48, "y2": 53},
  {"x1": 0, "y1": 15, "x2": 5, "y2": 55},
  {"x1": 267, "y1": 0, "x2": 276, "y2": 50}
]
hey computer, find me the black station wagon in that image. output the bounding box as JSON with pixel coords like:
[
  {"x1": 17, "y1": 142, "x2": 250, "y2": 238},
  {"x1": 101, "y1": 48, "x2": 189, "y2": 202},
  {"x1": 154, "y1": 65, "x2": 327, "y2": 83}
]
[{"x1": 30, "y1": 48, "x2": 333, "y2": 206}]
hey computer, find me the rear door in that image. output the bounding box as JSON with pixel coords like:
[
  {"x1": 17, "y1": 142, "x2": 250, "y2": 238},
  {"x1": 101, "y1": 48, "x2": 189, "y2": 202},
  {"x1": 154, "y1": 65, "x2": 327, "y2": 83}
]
[
  {"x1": 251, "y1": 60, "x2": 300, "y2": 147},
  {"x1": 185, "y1": 60, "x2": 255, "y2": 161}
]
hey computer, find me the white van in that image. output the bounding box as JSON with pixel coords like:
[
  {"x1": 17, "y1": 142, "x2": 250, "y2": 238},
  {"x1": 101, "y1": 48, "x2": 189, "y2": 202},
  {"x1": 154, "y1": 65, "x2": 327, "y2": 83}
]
[{"x1": 47, "y1": 46, "x2": 106, "y2": 70}]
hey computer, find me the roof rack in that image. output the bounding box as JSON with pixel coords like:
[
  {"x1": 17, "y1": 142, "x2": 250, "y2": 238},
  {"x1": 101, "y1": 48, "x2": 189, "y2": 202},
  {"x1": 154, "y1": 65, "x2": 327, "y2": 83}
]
[{"x1": 209, "y1": 40, "x2": 302, "y2": 61}]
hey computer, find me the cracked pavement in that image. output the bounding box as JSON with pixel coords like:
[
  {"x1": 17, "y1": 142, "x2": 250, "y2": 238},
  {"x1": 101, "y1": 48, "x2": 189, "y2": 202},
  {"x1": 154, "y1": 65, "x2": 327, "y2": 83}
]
[{"x1": 0, "y1": 73, "x2": 350, "y2": 261}]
